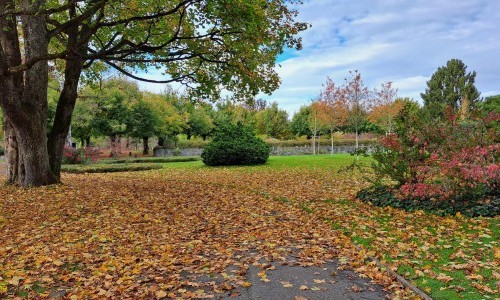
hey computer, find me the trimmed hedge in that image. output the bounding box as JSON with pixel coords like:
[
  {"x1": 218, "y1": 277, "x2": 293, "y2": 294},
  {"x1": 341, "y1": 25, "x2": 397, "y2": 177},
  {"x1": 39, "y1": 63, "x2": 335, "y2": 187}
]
[
  {"x1": 202, "y1": 123, "x2": 270, "y2": 166},
  {"x1": 61, "y1": 163, "x2": 163, "y2": 174},
  {"x1": 101, "y1": 157, "x2": 200, "y2": 164}
]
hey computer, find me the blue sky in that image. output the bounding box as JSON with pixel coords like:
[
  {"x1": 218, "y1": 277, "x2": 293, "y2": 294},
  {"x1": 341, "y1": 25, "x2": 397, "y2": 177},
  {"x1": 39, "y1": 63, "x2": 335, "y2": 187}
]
[{"x1": 139, "y1": 0, "x2": 500, "y2": 116}]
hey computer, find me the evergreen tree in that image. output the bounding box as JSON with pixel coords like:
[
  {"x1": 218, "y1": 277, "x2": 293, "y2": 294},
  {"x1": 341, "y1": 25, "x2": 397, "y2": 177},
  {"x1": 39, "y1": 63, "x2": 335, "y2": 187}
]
[{"x1": 421, "y1": 59, "x2": 480, "y2": 119}]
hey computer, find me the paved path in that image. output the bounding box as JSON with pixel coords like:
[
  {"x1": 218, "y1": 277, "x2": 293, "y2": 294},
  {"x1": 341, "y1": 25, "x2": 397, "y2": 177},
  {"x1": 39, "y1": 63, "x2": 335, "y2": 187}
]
[
  {"x1": 231, "y1": 259, "x2": 388, "y2": 300},
  {"x1": 184, "y1": 253, "x2": 389, "y2": 300}
]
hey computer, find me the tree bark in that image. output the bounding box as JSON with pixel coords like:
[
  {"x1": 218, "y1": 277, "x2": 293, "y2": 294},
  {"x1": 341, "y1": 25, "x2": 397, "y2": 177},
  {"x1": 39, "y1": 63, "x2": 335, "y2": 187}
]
[
  {"x1": 15, "y1": 120, "x2": 58, "y2": 186},
  {"x1": 3, "y1": 117, "x2": 18, "y2": 184},
  {"x1": 110, "y1": 135, "x2": 119, "y2": 158},
  {"x1": 47, "y1": 47, "x2": 85, "y2": 178},
  {"x1": 0, "y1": 1, "x2": 58, "y2": 186},
  {"x1": 142, "y1": 137, "x2": 149, "y2": 155},
  {"x1": 330, "y1": 130, "x2": 334, "y2": 157},
  {"x1": 355, "y1": 128, "x2": 359, "y2": 160},
  {"x1": 158, "y1": 136, "x2": 165, "y2": 147}
]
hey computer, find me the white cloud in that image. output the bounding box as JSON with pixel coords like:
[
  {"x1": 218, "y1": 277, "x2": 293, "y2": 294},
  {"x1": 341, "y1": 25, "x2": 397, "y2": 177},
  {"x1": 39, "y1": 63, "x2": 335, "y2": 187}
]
[
  {"x1": 259, "y1": 0, "x2": 500, "y2": 115},
  {"x1": 136, "y1": 0, "x2": 500, "y2": 116}
]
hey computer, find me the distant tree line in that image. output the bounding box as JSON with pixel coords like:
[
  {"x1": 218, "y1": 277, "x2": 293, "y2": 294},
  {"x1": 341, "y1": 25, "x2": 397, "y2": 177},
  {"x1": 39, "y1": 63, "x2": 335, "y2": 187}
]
[{"x1": 2, "y1": 59, "x2": 497, "y2": 160}]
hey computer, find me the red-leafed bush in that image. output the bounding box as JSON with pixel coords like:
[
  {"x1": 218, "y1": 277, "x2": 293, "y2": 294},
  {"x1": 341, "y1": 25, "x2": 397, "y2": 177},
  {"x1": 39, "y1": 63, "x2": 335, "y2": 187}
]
[
  {"x1": 364, "y1": 106, "x2": 499, "y2": 216},
  {"x1": 62, "y1": 146, "x2": 101, "y2": 165}
]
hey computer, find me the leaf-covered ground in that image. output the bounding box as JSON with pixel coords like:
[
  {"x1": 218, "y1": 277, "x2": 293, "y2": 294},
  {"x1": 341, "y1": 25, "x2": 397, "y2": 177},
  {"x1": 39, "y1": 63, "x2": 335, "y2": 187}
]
[{"x1": 1, "y1": 155, "x2": 498, "y2": 299}]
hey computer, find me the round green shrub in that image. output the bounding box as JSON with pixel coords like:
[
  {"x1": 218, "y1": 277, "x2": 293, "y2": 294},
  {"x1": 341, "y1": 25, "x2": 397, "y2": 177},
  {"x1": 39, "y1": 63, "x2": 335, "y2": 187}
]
[{"x1": 202, "y1": 123, "x2": 270, "y2": 166}]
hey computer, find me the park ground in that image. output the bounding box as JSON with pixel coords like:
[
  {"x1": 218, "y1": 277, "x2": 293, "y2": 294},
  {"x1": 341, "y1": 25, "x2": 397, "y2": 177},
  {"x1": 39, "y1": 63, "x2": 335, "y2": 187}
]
[{"x1": 0, "y1": 155, "x2": 498, "y2": 299}]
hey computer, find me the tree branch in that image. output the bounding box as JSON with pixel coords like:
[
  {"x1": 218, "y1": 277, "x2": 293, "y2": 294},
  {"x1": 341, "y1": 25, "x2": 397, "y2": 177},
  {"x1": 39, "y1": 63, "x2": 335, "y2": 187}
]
[
  {"x1": 103, "y1": 59, "x2": 203, "y2": 85},
  {"x1": 96, "y1": 0, "x2": 194, "y2": 28},
  {"x1": 7, "y1": 52, "x2": 66, "y2": 73},
  {"x1": 0, "y1": 0, "x2": 82, "y2": 17}
]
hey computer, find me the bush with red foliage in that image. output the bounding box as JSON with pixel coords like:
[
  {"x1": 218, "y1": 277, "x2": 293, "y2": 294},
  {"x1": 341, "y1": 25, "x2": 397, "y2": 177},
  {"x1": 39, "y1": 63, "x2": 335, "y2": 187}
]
[
  {"x1": 365, "y1": 108, "x2": 499, "y2": 216},
  {"x1": 62, "y1": 146, "x2": 101, "y2": 165}
]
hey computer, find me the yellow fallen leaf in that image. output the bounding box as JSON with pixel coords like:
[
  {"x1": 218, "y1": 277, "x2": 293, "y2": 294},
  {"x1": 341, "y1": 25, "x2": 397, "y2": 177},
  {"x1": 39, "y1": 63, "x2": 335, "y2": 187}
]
[
  {"x1": 7, "y1": 276, "x2": 22, "y2": 286},
  {"x1": 156, "y1": 290, "x2": 167, "y2": 298},
  {"x1": 466, "y1": 274, "x2": 484, "y2": 281},
  {"x1": 0, "y1": 282, "x2": 8, "y2": 294},
  {"x1": 494, "y1": 247, "x2": 500, "y2": 259},
  {"x1": 299, "y1": 285, "x2": 308, "y2": 290},
  {"x1": 53, "y1": 260, "x2": 64, "y2": 266}
]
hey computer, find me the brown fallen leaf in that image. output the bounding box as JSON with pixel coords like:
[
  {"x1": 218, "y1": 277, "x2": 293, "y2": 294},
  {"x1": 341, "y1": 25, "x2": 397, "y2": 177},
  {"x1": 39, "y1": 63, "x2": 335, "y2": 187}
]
[
  {"x1": 352, "y1": 284, "x2": 362, "y2": 292},
  {"x1": 280, "y1": 281, "x2": 293, "y2": 288},
  {"x1": 436, "y1": 273, "x2": 454, "y2": 283}
]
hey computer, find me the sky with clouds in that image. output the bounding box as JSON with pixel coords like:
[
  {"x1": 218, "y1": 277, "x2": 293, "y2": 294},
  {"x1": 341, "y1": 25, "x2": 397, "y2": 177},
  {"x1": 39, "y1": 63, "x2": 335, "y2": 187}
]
[{"x1": 139, "y1": 0, "x2": 500, "y2": 116}]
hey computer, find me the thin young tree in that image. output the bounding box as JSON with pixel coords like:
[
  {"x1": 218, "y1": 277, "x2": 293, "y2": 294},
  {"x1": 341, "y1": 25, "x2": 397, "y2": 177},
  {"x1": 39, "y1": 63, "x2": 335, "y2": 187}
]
[
  {"x1": 310, "y1": 101, "x2": 321, "y2": 155},
  {"x1": 369, "y1": 82, "x2": 401, "y2": 135},
  {"x1": 341, "y1": 70, "x2": 371, "y2": 158},
  {"x1": 316, "y1": 77, "x2": 348, "y2": 156}
]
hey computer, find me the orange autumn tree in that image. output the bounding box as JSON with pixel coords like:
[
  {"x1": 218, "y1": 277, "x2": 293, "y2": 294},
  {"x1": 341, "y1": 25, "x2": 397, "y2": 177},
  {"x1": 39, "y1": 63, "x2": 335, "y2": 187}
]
[
  {"x1": 369, "y1": 82, "x2": 402, "y2": 135},
  {"x1": 315, "y1": 77, "x2": 348, "y2": 156}
]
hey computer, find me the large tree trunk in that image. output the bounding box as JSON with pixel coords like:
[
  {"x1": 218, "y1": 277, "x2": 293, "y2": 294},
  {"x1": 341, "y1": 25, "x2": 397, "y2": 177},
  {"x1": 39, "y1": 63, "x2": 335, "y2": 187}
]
[
  {"x1": 15, "y1": 119, "x2": 58, "y2": 186},
  {"x1": 46, "y1": 17, "x2": 86, "y2": 178},
  {"x1": 47, "y1": 60, "x2": 82, "y2": 178},
  {"x1": 142, "y1": 137, "x2": 149, "y2": 155},
  {"x1": 3, "y1": 117, "x2": 18, "y2": 184},
  {"x1": 0, "y1": 1, "x2": 58, "y2": 186}
]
